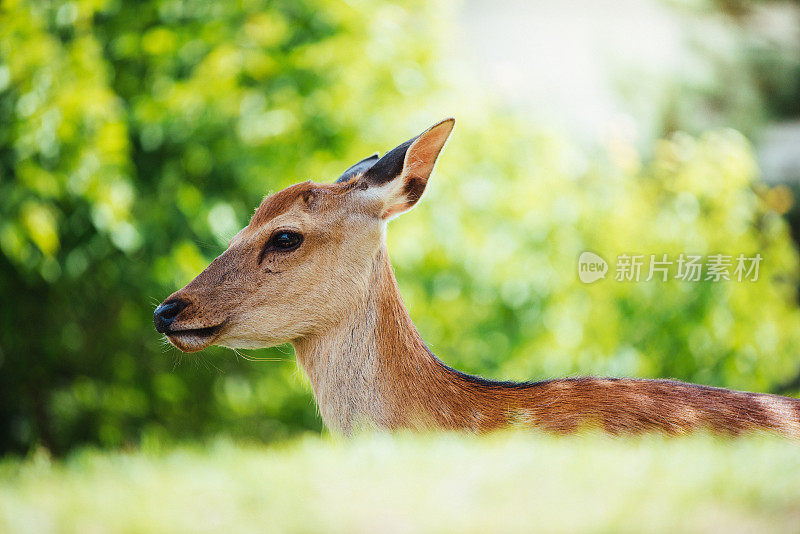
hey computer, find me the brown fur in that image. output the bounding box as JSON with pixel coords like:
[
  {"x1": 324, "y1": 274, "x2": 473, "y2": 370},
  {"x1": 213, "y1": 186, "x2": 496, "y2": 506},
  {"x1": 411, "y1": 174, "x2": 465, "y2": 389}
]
[{"x1": 157, "y1": 118, "x2": 800, "y2": 438}]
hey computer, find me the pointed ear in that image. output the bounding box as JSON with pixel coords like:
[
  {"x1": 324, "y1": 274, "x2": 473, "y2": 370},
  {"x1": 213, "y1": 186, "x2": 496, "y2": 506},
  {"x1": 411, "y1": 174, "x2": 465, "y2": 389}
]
[
  {"x1": 363, "y1": 118, "x2": 454, "y2": 219},
  {"x1": 336, "y1": 153, "x2": 379, "y2": 183}
]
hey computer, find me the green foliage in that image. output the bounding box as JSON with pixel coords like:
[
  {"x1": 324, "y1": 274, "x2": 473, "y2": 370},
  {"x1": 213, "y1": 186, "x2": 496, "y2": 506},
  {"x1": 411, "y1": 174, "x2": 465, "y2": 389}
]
[
  {"x1": 0, "y1": 0, "x2": 448, "y2": 453},
  {"x1": 2, "y1": 433, "x2": 800, "y2": 532},
  {"x1": 1, "y1": 0, "x2": 799, "y2": 455}
]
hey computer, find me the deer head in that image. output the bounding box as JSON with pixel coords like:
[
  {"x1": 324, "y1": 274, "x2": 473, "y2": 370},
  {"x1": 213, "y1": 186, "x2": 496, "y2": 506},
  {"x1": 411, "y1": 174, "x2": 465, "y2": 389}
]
[{"x1": 154, "y1": 118, "x2": 455, "y2": 353}]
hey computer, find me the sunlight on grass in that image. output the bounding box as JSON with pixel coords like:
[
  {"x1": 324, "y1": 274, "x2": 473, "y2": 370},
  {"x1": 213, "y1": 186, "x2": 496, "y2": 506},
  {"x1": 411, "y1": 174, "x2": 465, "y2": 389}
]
[{"x1": 1, "y1": 433, "x2": 799, "y2": 533}]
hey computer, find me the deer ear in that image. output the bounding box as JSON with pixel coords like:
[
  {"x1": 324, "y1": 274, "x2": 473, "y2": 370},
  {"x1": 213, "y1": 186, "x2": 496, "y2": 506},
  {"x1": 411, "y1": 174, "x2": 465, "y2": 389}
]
[
  {"x1": 336, "y1": 153, "x2": 379, "y2": 183},
  {"x1": 363, "y1": 118, "x2": 454, "y2": 219}
]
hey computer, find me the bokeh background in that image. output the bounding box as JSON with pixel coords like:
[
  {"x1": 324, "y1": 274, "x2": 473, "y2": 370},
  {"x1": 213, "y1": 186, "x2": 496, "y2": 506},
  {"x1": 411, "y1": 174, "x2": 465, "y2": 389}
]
[{"x1": 2, "y1": 0, "x2": 800, "y2": 456}]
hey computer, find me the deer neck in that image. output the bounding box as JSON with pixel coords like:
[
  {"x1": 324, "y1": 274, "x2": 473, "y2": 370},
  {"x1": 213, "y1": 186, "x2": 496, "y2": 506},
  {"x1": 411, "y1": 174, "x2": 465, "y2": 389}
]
[{"x1": 292, "y1": 244, "x2": 449, "y2": 434}]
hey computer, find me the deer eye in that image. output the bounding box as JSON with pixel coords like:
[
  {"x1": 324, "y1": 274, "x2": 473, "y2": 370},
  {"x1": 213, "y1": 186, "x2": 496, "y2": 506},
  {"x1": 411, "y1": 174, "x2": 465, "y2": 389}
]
[
  {"x1": 259, "y1": 231, "x2": 303, "y2": 264},
  {"x1": 268, "y1": 231, "x2": 303, "y2": 252}
]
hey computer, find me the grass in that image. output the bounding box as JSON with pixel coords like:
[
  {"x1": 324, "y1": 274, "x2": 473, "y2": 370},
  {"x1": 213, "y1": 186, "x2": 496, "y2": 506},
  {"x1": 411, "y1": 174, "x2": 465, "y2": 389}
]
[{"x1": 1, "y1": 432, "x2": 799, "y2": 533}]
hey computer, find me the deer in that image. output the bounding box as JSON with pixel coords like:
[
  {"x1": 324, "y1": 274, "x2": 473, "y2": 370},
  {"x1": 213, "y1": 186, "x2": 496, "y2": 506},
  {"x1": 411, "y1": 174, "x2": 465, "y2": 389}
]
[{"x1": 154, "y1": 118, "x2": 800, "y2": 438}]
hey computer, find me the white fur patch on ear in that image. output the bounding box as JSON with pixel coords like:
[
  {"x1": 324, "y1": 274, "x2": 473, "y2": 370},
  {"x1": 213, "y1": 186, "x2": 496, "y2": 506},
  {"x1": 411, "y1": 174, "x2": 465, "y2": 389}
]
[
  {"x1": 381, "y1": 118, "x2": 455, "y2": 219},
  {"x1": 372, "y1": 176, "x2": 411, "y2": 221}
]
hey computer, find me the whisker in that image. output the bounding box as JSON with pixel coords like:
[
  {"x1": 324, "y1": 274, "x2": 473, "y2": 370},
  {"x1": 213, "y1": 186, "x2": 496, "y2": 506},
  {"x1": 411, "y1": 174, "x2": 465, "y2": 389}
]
[
  {"x1": 193, "y1": 239, "x2": 220, "y2": 252},
  {"x1": 172, "y1": 352, "x2": 183, "y2": 371},
  {"x1": 229, "y1": 347, "x2": 289, "y2": 363},
  {"x1": 199, "y1": 353, "x2": 224, "y2": 374}
]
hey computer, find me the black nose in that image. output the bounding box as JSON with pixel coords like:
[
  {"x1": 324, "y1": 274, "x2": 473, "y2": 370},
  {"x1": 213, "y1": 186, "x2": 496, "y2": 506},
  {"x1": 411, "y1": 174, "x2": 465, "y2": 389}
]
[{"x1": 154, "y1": 299, "x2": 189, "y2": 333}]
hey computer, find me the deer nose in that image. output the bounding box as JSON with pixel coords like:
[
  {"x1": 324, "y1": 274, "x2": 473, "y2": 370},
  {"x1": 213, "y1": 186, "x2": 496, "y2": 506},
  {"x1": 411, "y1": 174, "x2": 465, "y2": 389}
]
[{"x1": 154, "y1": 299, "x2": 189, "y2": 333}]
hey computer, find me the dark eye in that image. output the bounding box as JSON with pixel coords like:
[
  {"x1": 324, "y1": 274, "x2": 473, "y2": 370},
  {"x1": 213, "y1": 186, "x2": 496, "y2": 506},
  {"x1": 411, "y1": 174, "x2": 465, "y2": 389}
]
[
  {"x1": 259, "y1": 231, "x2": 303, "y2": 264},
  {"x1": 264, "y1": 231, "x2": 303, "y2": 254}
]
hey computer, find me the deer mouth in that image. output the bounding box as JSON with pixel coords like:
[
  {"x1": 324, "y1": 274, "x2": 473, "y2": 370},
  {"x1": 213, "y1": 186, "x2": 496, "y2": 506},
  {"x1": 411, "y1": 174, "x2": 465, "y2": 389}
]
[{"x1": 164, "y1": 323, "x2": 226, "y2": 352}]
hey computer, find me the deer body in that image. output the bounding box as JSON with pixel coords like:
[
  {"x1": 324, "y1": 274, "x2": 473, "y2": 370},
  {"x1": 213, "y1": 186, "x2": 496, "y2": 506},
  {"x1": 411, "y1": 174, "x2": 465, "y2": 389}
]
[
  {"x1": 297, "y1": 243, "x2": 800, "y2": 437},
  {"x1": 155, "y1": 118, "x2": 800, "y2": 438}
]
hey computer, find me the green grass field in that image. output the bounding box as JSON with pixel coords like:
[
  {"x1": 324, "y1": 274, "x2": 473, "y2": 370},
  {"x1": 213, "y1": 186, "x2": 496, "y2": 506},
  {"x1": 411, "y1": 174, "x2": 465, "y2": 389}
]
[{"x1": 1, "y1": 432, "x2": 799, "y2": 533}]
